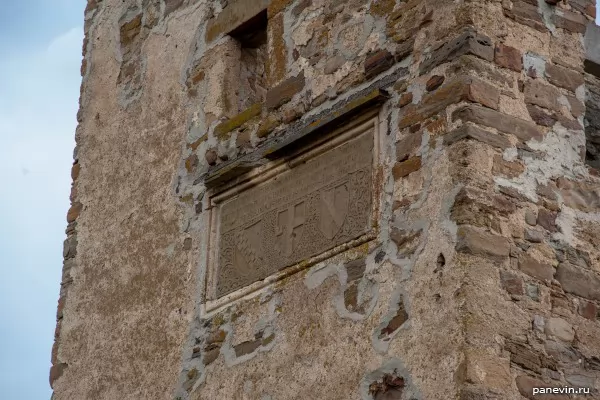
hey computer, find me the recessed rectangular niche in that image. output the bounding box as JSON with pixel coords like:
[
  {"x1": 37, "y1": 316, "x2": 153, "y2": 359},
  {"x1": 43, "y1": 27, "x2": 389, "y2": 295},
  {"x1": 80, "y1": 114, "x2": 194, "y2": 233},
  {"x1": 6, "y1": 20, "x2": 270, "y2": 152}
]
[
  {"x1": 230, "y1": 9, "x2": 268, "y2": 111},
  {"x1": 203, "y1": 114, "x2": 380, "y2": 313}
]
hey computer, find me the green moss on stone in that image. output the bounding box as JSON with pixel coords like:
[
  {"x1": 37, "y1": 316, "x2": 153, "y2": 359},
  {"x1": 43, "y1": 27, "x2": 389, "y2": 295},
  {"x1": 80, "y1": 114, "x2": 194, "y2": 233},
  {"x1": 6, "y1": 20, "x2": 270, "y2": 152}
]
[
  {"x1": 214, "y1": 103, "x2": 262, "y2": 141},
  {"x1": 261, "y1": 333, "x2": 275, "y2": 346},
  {"x1": 256, "y1": 115, "x2": 281, "y2": 138}
]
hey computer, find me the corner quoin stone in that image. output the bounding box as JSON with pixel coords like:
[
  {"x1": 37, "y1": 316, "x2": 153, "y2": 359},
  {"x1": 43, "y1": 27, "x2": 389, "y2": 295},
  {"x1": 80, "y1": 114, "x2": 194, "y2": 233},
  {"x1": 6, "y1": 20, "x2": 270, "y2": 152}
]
[
  {"x1": 420, "y1": 29, "x2": 494, "y2": 74},
  {"x1": 444, "y1": 123, "x2": 511, "y2": 150},
  {"x1": 452, "y1": 104, "x2": 543, "y2": 142},
  {"x1": 398, "y1": 76, "x2": 500, "y2": 129}
]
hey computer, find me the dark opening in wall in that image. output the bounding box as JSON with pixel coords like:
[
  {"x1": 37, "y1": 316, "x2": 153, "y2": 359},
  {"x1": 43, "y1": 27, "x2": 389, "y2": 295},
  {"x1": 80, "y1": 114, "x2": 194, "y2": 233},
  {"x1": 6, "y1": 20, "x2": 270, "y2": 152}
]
[
  {"x1": 585, "y1": 78, "x2": 600, "y2": 169},
  {"x1": 230, "y1": 10, "x2": 268, "y2": 112},
  {"x1": 584, "y1": 23, "x2": 600, "y2": 169}
]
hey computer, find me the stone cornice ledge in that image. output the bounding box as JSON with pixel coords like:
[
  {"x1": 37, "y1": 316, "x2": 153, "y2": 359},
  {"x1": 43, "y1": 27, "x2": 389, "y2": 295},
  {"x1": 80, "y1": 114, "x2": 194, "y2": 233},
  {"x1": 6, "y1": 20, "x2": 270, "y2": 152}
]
[{"x1": 203, "y1": 71, "x2": 403, "y2": 188}]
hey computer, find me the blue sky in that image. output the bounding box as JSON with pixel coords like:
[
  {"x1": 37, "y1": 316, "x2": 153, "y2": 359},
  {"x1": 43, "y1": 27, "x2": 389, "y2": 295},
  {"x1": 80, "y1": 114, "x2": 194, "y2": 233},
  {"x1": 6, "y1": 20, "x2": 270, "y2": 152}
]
[{"x1": 0, "y1": 0, "x2": 85, "y2": 399}]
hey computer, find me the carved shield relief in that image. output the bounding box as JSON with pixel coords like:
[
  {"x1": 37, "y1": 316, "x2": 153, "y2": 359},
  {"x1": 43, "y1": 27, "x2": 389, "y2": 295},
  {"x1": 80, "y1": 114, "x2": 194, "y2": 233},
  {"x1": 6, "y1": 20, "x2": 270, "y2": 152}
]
[{"x1": 319, "y1": 183, "x2": 349, "y2": 240}]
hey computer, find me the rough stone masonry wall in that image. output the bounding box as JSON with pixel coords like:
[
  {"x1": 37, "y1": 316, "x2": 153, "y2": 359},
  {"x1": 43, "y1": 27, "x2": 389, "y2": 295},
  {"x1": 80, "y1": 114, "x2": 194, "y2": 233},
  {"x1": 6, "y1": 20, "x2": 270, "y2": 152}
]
[
  {"x1": 451, "y1": 0, "x2": 600, "y2": 398},
  {"x1": 51, "y1": 0, "x2": 600, "y2": 399}
]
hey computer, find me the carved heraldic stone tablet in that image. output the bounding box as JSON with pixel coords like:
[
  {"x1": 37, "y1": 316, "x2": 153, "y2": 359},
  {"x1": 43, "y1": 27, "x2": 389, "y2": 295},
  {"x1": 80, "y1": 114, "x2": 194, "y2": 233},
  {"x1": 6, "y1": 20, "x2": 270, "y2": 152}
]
[{"x1": 205, "y1": 116, "x2": 378, "y2": 310}]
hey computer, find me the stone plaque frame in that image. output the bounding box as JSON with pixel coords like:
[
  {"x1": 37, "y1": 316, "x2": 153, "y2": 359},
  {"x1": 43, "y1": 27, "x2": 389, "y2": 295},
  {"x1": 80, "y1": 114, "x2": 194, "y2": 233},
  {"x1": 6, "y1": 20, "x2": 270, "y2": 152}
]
[{"x1": 201, "y1": 110, "x2": 383, "y2": 315}]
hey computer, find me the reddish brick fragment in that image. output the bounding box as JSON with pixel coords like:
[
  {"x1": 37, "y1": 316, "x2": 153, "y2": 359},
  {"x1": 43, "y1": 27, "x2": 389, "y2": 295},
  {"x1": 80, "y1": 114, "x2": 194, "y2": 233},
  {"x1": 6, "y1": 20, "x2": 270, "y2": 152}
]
[
  {"x1": 392, "y1": 157, "x2": 421, "y2": 179},
  {"x1": 495, "y1": 44, "x2": 523, "y2": 72},
  {"x1": 205, "y1": 149, "x2": 218, "y2": 166},
  {"x1": 501, "y1": 271, "x2": 524, "y2": 295},
  {"x1": 399, "y1": 92, "x2": 413, "y2": 108},
  {"x1": 579, "y1": 301, "x2": 598, "y2": 320},
  {"x1": 364, "y1": 49, "x2": 395, "y2": 80},
  {"x1": 426, "y1": 75, "x2": 445, "y2": 91},
  {"x1": 519, "y1": 254, "x2": 554, "y2": 281},
  {"x1": 545, "y1": 63, "x2": 584, "y2": 92},
  {"x1": 265, "y1": 72, "x2": 305, "y2": 110},
  {"x1": 456, "y1": 226, "x2": 510, "y2": 258},
  {"x1": 67, "y1": 202, "x2": 83, "y2": 223}
]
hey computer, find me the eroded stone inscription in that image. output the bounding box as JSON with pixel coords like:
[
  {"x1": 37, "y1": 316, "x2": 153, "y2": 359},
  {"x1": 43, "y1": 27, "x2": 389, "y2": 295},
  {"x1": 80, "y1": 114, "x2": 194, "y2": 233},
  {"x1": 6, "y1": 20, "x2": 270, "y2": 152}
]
[{"x1": 216, "y1": 130, "x2": 374, "y2": 297}]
